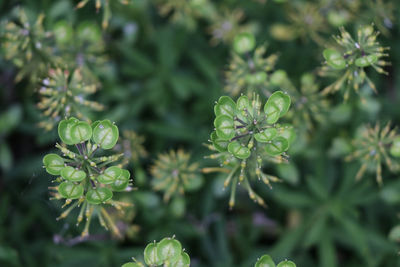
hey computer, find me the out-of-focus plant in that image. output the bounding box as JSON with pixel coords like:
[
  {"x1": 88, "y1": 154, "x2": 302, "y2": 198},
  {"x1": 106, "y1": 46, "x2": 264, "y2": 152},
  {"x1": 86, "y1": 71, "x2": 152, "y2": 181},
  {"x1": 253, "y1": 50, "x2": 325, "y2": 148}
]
[
  {"x1": 203, "y1": 91, "x2": 295, "y2": 208},
  {"x1": 319, "y1": 24, "x2": 389, "y2": 100},
  {"x1": 37, "y1": 68, "x2": 104, "y2": 131},
  {"x1": 150, "y1": 149, "x2": 203, "y2": 202},
  {"x1": 43, "y1": 118, "x2": 132, "y2": 237},
  {"x1": 76, "y1": 0, "x2": 130, "y2": 29},
  {"x1": 52, "y1": 20, "x2": 107, "y2": 83},
  {"x1": 1, "y1": 8, "x2": 52, "y2": 83},
  {"x1": 345, "y1": 122, "x2": 400, "y2": 185},
  {"x1": 121, "y1": 236, "x2": 190, "y2": 267},
  {"x1": 115, "y1": 130, "x2": 148, "y2": 167},
  {"x1": 0, "y1": 105, "x2": 22, "y2": 171},
  {"x1": 224, "y1": 33, "x2": 278, "y2": 96},
  {"x1": 254, "y1": 254, "x2": 296, "y2": 267}
]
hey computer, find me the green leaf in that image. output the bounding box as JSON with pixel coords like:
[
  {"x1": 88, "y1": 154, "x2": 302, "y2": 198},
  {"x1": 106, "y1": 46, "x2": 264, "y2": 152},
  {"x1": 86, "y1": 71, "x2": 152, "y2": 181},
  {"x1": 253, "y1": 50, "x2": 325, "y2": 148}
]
[
  {"x1": 390, "y1": 136, "x2": 400, "y2": 157},
  {"x1": 97, "y1": 166, "x2": 122, "y2": 184},
  {"x1": 214, "y1": 96, "x2": 236, "y2": 118},
  {"x1": 111, "y1": 169, "x2": 130, "y2": 191},
  {"x1": 277, "y1": 260, "x2": 296, "y2": 267},
  {"x1": 265, "y1": 91, "x2": 291, "y2": 118},
  {"x1": 93, "y1": 120, "x2": 119, "y2": 149},
  {"x1": 60, "y1": 166, "x2": 86, "y2": 182},
  {"x1": 58, "y1": 117, "x2": 79, "y2": 145},
  {"x1": 323, "y1": 49, "x2": 346, "y2": 69},
  {"x1": 86, "y1": 187, "x2": 113, "y2": 204},
  {"x1": 157, "y1": 238, "x2": 182, "y2": 263},
  {"x1": 58, "y1": 182, "x2": 84, "y2": 199},
  {"x1": 228, "y1": 141, "x2": 251, "y2": 159},
  {"x1": 254, "y1": 128, "x2": 277, "y2": 143},
  {"x1": 144, "y1": 243, "x2": 162, "y2": 266},
  {"x1": 70, "y1": 121, "x2": 92, "y2": 143},
  {"x1": 233, "y1": 32, "x2": 256, "y2": 54},
  {"x1": 255, "y1": 255, "x2": 276, "y2": 267},
  {"x1": 214, "y1": 115, "x2": 235, "y2": 140},
  {"x1": 43, "y1": 153, "x2": 65, "y2": 175},
  {"x1": 210, "y1": 131, "x2": 229, "y2": 152},
  {"x1": 355, "y1": 54, "x2": 378, "y2": 67},
  {"x1": 265, "y1": 136, "x2": 288, "y2": 156}
]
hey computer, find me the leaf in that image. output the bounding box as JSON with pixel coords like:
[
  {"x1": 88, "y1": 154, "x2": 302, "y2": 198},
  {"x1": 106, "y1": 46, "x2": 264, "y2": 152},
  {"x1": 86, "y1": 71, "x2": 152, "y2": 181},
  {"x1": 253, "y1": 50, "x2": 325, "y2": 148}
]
[
  {"x1": 214, "y1": 96, "x2": 236, "y2": 118},
  {"x1": 254, "y1": 128, "x2": 277, "y2": 143},
  {"x1": 214, "y1": 115, "x2": 235, "y2": 140},
  {"x1": 86, "y1": 187, "x2": 113, "y2": 204},
  {"x1": 97, "y1": 166, "x2": 122, "y2": 184},
  {"x1": 323, "y1": 49, "x2": 346, "y2": 69},
  {"x1": 92, "y1": 120, "x2": 119, "y2": 149},
  {"x1": 228, "y1": 141, "x2": 251, "y2": 159},
  {"x1": 58, "y1": 182, "x2": 84, "y2": 199},
  {"x1": 43, "y1": 153, "x2": 65, "y2": 175},
  {"x1": 60, "y1": 166, "x2": 86, "y2": 182}
]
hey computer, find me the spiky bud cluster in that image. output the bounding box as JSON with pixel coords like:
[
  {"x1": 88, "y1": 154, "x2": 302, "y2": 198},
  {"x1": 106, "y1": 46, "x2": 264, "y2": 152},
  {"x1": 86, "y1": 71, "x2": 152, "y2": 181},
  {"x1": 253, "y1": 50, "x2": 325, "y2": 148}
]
[
  {"x1": 320, "y1": 24, "x2": 390, "y2": 100},
  {"x1": 150, "y1": 149, "x2": 203, "y2": 202},
  {"x1": 345, "y1": 122, "x2": 400, "y2": 185},
  {"x1": 114, "y1": 130, "x2": 148, "y2": 166},
  {"x1": 37, "y1": 68, "x2": 104, "y2": 130},
  {"x1": 43, "y1": 118, "x2": 131, "y2": 237}
]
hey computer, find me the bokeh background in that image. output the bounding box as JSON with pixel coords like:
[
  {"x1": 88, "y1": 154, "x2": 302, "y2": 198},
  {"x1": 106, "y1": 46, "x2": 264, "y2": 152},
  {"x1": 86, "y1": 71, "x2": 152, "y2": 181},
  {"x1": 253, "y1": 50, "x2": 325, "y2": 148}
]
[{"x1": 1, "y1": 0, "x2": 400, "y2": 266}]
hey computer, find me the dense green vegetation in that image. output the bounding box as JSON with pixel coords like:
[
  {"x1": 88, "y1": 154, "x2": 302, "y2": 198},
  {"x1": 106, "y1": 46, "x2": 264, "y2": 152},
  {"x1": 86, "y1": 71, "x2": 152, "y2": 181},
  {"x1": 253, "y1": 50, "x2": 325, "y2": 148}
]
[{"x1": 1, "y1": 0, "x2": 400, "y2": 266}]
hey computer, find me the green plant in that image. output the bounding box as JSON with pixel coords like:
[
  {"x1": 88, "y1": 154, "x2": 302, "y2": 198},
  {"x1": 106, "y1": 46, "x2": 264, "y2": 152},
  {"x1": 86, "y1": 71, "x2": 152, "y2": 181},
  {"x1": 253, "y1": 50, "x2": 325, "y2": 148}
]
[
  {"x1": 319, "y1": 24, "x2": 389, "y2": 100},
  {"x1": 254, "y1": 254, "x2": 296, "y2": 267},
  {"x1": 37, "y1": 68, "x2": 104, "y2": 130},
  {"x1": 204, "y1": 91, "x2": 294, "y2": 207},
  {"x1": 121, "y1": 236, "x2": 190, "y2": 267},
  {"x1": 43, "y1": 118, "x2": 131, "y2": 237},
  {"x1": 345, "y1": 122, "x2": 400, "y2": 185}
]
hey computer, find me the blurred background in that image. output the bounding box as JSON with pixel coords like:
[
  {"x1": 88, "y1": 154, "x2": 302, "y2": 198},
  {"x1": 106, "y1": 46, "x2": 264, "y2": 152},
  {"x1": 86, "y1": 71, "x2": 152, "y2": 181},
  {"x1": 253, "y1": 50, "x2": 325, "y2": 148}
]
[{"x1": 1, "y1": 0, "x2": 400, "y2": 266}]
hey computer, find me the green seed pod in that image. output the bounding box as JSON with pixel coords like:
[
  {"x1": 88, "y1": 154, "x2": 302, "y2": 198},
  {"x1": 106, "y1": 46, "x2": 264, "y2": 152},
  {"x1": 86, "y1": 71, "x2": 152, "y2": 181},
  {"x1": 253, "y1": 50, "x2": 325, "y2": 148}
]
[
  {"x1": 58, "y1": 117, "x2": 79, "y2": 145},
  {"x1": 71, "y1": 121, "x2": 92, "y2": 143},
  {"x1": 233, "y1": 32, "x2": 256, "y2": 54},
  {"x1": 264, "y1": 102, "x2": 280, "y2": 124},
  {"x1": 171, "y1": 252, "x2": 190, "y2": 267},
  {"x1": 93, "y1": 120, "x2": 119, "y2": 149},
  {"x1": 255, "y1": 255, "x2": 276, "y2": 267},
  {"x1": 157, "y1": 238, "x2": 182, "y2": 263},
  {"x1": 277, "y1": 260, "x2": 296, "y2": 267},
  {"x1": 270, "y1": 70, "x2": 288, "y2": 86},
  {"x1": 236, "y1": 95, "x2": 250, "y2": 111},
  {"x1": 121, "y1": 263, "x2": 141, "y2": 267},
  {"x1": 86, "y1": 187, "x2": 113, "y2": 204},
  {"x1": 60, "y1": 166, "x2": 86, "y2": 182},
  {"x1": 58, "y1": 181, "x2": 84, "y2": 199},
  {"x1": 265, "y1": 91, "x2": 291, "y2": 117},
  {"x1": 323, "y1": 49, "x2": 346, "y2": 69},
  {"x1": 53, "y1": 21, "x2": 73, "y2": 44},
  {"x1": 228, "y1": 141, "x2": 251, "y2": 159},
  {"x1": 254, "y1": 128, "x2": 278, "y2": 143},
  {"x1": 214, "y1": 115, "x2": 235, "y2": 140},
  {"x1": 210, "y1": 131, "x2": 229, "y2": 152},
  {"x1": 214, "y1": 96, "x2": 236, "y2": 118},
  {"x1": 265, "y1": 136, "x2": 288, "y2": 156},
  {"x1": 278, "y1": 126, "x2": 296, "y2": 146},
  {"x1": 144, "y1": 242, "x2": 162, "y2": 266},
  {"x1": 77, "y1": 21, "x2": 102, "y2": 43},
  {"x1": 390, "y1": 136, "x2": 400, "y2": 157},
  {"x1": 43, "y1": 153, "x2": 65, "y2": 175},
  {"x1": 97, "y1": 166, "x2": 122, "y2": 184},
  {"x1": 246, "y1": 72, "x2": 267, "y2": 85},
  {"x1": 355, "y1": 54, "x2": 378, "y2": 67},
  {"x1": 111, "y1": 169, "x2": 130, "y2": 191}
]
